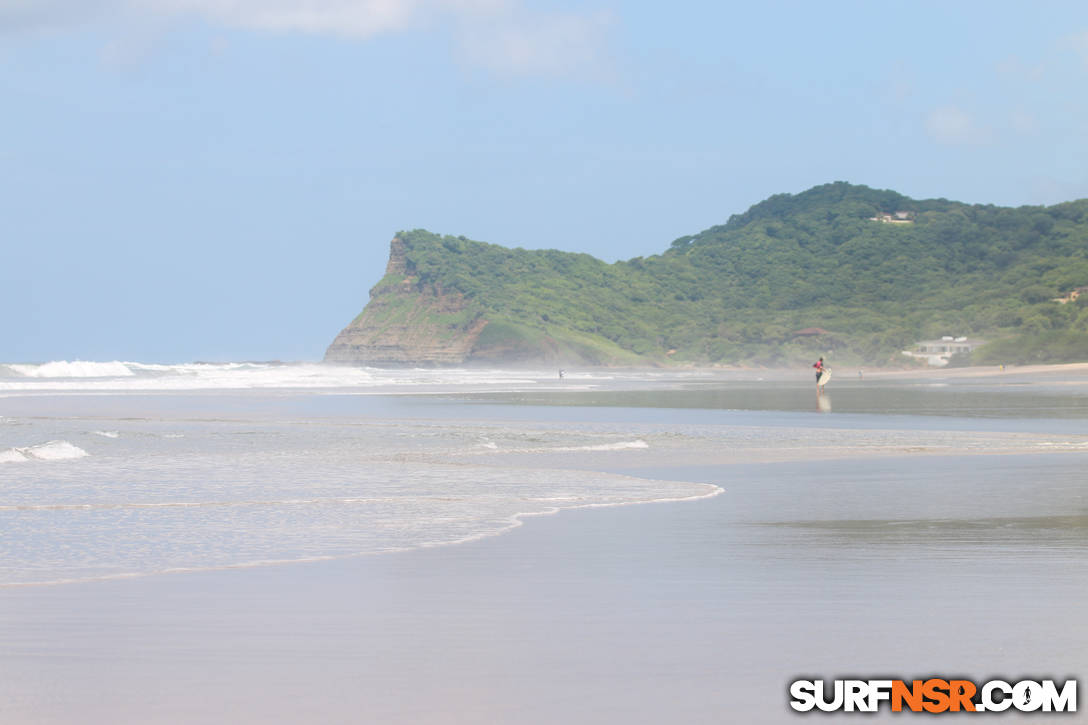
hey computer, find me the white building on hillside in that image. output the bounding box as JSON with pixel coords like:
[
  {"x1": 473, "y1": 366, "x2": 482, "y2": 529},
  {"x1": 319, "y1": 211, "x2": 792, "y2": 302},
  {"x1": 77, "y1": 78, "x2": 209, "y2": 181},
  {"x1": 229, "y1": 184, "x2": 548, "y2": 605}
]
[{"x1": 902, "y1": 336, "x2": 985, "y2": 366}]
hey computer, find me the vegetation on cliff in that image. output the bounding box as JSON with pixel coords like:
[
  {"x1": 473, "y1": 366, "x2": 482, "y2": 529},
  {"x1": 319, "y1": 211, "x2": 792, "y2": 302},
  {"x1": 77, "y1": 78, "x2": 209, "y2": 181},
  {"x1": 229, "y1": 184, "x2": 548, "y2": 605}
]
[{"x1": 337, "y1": 182, "x2": 1088, "y2": 366}]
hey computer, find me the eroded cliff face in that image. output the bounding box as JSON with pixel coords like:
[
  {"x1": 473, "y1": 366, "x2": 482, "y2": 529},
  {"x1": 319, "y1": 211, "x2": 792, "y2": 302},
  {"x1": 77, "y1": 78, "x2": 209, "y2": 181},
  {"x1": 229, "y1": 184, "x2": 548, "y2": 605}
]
[{"x1": 323, "y1": 238, "x2": 489, "y2": 365}]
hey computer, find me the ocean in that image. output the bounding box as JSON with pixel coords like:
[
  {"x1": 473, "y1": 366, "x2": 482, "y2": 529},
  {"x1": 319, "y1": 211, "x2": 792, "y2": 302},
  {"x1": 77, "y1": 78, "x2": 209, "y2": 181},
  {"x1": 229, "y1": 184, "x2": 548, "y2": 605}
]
[
  {"x1": 0, "y1": 362, "x2": 724, "y2": 587},
  {"x1": 1, "y1": 361, "x2": 1086, "y2": 722}
]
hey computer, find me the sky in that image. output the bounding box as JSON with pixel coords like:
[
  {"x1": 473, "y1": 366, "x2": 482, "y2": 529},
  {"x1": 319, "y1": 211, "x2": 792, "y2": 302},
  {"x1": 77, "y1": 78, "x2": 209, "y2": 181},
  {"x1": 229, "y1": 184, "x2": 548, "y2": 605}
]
[{"x1": 3, "y1": 1, "x2": 1088, "y2": 362}]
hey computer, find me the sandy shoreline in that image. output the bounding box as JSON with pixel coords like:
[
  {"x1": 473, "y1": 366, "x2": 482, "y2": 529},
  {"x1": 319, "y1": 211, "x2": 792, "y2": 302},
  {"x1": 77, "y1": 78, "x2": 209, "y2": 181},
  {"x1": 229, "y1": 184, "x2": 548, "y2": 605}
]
[
  {"x1": 668, "y1": 361, "x2": 1088, "y2": 381},
  {"x1": 3, "y1": 376, "x2": 1087, "y2": 723},
  {"x1": 862, "y1": 361, "x2": 1088, "y2": 379},
  {"x1": 2, "y1": 450, "x2": 1086, "y2": 724}
]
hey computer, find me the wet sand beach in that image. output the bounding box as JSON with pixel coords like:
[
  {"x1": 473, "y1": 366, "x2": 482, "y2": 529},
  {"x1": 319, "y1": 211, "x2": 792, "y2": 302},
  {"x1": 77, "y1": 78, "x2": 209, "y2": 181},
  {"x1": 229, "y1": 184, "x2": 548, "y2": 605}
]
[
  {"x1": 2, "y1": 453, "x2": 1086, "y2": 724},
  {"x1": 2, "y1": 367, "x2": 1087, "y2": 723}
]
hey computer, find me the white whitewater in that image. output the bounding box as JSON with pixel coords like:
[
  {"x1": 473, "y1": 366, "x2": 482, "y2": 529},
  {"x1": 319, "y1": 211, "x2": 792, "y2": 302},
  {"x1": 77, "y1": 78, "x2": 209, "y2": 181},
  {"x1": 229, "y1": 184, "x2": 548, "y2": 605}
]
[
  {"x1": 0, "y1": 359, "x2": 716, "y2": 394},
  {"x1": 0, "y1": 399, "x2": 716, "y2": 586},
  {"x1": 0, "y1": 440, "x2": 89, "y2": 464}
]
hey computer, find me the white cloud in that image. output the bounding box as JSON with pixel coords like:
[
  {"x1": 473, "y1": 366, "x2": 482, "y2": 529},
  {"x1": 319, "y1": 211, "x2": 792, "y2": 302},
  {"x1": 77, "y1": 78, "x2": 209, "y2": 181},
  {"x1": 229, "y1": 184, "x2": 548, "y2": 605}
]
[
  {"x1": 1062, "y1": 30, "x2": 1088, "y2": 68},
  {"x1": 157, "y1": 0, "x2": 615, "y2": 78},
  {"x1": 924, "y1": 105, "x2": 989, "y2": 145},
  {"x1": 1010, "y1": 107, "x2": 1038, "y2": 135},
  {"x1": 994, "y1": 54, "x2": 1045, "y2": 82},
  {"x1": 452, "y1": 6, "x2": 614, "y2": 79},
  {"x1": 0, "y1": 0, "x2": 115, "y2": 32},
  {"x1": 136, "y1": 0, "x2": 423, "y2": 38},
  {"x1": 0, "y1": 0, "x2": 615, "y2": 78}
]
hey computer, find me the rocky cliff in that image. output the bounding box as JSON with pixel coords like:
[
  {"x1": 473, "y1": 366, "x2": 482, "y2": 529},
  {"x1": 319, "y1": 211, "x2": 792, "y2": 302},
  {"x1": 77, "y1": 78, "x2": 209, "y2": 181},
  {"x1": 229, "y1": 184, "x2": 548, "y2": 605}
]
[
  {"x1": 323, "y1": 237, "x2": 490, "y2": 365},
  {"x1": 324, "y1": 185, "x2": 1088, "y2": 367},
  {"x1": 324, "y1": 234, "x2": 637, "y2": 367}
]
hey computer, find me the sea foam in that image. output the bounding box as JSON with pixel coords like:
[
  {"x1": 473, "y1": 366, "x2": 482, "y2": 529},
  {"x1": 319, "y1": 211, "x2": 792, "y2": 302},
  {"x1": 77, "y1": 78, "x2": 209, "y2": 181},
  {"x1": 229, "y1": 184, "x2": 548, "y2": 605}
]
[
  {"x1": 0, "y1": 358, "x2": 667, "y2": 394},
  {"x1": 8, "y1": 360, "x2": 136, "y2": 378},
  {"x1": 0, "y1": 360, "x2": 545, "y2": 392},
  {"x1": 0, "y1": 440, "x2": 88, "y2": 463}
]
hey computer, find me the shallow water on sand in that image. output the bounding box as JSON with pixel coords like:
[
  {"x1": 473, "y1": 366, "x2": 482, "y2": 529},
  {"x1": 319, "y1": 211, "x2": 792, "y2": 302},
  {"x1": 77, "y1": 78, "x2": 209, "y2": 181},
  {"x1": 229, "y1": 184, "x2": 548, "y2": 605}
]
[
  {"x1": 1, "y1": 367, "x2": 1086, "y2": 722},
  {"x1": 4, "y1": 376, "x2": 1087, "y2": 587},
  {"x1": 0, "y1": 401, "x2": 717, "y2": 587}
]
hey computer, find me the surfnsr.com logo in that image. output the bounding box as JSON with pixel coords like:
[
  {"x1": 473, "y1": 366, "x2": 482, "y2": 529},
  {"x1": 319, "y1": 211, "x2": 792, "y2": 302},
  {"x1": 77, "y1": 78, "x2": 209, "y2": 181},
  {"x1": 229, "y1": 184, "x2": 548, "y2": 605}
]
[{"x1": 789, "y1": 678, "x2": 1077, "y2": 714}]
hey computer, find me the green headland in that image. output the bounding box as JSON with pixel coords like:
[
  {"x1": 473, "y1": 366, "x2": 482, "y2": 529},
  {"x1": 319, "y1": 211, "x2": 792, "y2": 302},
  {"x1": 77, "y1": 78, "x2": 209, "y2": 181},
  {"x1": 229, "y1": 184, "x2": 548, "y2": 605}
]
[{"x1": 325, "y1": 182, "x2": 1088, "y2": 367}]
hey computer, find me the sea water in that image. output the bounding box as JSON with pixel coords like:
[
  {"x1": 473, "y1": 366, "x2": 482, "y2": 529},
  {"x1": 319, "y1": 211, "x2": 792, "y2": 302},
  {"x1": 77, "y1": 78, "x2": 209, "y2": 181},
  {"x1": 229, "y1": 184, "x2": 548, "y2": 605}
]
[
  {"x1": 2, "y1": 361, "x2": 1087, "y2": 590},
  {"x1": 0, "y1": 362, "x2": 725, "y2": 587},
  {"x1": 2, "y1": 361, "x2": 1088, "y2": 723}
]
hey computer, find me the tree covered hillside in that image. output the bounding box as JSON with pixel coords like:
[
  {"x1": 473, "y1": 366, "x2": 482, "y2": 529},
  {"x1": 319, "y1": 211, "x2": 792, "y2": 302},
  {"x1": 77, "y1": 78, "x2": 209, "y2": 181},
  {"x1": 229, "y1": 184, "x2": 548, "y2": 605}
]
[{"x1": 371, "y1": 182, "x2": 1088, "y2": 366}]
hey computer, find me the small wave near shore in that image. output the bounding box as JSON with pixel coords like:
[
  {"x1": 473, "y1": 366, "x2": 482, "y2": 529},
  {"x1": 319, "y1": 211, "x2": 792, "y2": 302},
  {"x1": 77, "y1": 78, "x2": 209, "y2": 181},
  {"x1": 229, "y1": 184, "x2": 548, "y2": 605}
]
[
  {"x1": 0, "y1": 440, "x2": 88, "y2": 464},
  {"x1": 0, "y1": 359, "x2": 580, "y2": 393}
]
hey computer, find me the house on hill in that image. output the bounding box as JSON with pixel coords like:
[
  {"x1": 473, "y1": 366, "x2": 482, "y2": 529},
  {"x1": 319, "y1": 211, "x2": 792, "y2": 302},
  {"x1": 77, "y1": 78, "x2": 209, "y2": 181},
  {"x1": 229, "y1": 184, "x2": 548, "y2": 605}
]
[
  {"x1": 1054, "y1": 286, "x2": 1088, "y2": 304},
  {"x1": 869, "y1": 211, "x2": 914, "y2": 224},
  {"x1": 902, "y1": 336, "x2": 985, "y2": 366}
]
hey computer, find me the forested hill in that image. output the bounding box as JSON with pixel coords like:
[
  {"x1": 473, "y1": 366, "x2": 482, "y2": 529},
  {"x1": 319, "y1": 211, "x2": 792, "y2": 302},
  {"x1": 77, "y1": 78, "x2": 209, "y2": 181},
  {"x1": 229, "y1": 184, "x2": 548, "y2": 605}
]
[{"x1": 325, "y1": 182, "x2": 1088, "y2": 366}]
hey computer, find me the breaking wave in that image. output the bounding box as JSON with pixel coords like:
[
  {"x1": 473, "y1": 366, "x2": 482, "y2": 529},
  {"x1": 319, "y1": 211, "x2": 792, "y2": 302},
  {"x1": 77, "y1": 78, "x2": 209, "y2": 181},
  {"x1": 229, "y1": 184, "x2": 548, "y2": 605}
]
[
  {"x1": 486, "y1": 439, "x2": 651, "y2": 454},
  {"x1": 0, "y1": 441, "x2": 88, "y2": 464},
  {"x1": 6, "y1": 360, "x2": 136, "y2": 378},
  {"x1": 0, "y1": 360, "x2": 604, "y2": 393},
  {"x1": 557, "y1": 439, "x2": 649, "y2": 452}
]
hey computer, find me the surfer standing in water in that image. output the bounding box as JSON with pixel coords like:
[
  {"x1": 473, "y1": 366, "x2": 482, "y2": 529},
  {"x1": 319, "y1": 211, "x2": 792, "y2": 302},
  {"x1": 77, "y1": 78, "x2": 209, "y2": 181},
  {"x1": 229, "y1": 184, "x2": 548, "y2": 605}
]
[{"x1": 813, "y1": 357, "x2": 826, "y2": 389}]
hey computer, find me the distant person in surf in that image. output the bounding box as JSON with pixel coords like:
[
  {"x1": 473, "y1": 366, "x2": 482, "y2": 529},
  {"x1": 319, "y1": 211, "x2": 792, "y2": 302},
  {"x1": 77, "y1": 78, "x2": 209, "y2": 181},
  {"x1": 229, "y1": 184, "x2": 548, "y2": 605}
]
[{"x1": 813, "y1": 357, "x2": 825, "y2": 387}]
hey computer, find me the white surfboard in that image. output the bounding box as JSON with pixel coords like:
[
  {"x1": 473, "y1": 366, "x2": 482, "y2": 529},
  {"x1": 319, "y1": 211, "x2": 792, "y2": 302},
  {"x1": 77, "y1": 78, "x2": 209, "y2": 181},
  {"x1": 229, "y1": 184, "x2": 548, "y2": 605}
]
[{"x1": 817, "y1": 369, "x2": 832, "y2": 388}]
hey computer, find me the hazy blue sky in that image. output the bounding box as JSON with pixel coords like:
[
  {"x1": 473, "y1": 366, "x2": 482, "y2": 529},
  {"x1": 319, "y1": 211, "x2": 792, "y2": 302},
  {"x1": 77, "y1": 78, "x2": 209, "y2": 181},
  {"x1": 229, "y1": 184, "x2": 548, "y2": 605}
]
[{"x1": 4, "y1": 1, "x2": 1088, "y2": 362}]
